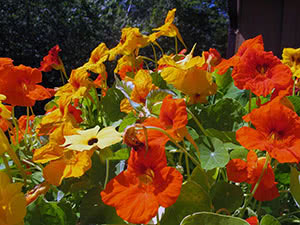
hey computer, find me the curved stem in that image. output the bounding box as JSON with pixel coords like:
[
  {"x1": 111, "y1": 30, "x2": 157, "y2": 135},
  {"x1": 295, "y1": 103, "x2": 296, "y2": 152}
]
[
  {"x1": 104, "y1": 159, "x2": 110, "y2": 189},
  {"x1": 150, "y1": 43, "x2": 158, "y2": 69},
  {"x1": 186, "y1": 107, "x2": 208, "y2": 136},
  {"x1": 11, "y1": 107, "x2": 19, "y2": 145},
  {"x1": 144, "y1": 126, "x2": 201, "y2": 167}
]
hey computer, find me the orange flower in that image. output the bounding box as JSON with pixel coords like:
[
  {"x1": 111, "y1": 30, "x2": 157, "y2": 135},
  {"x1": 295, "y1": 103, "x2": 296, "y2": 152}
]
[
  {"x1": 236, "y1": 98, "x2": 300, "y2": 163},
  {"x1": 215, "y1": 35, "x2": 264, "y2": 75},
  {"x1": 0, "y1": 58, "x2": 52, "y2": 106},
  {"x1": 201, "y1": 48, "x2": 223, "y2": 72},
  {"x1": 227, "y1": 151, "x2": 279, "y2": 201},
  {"x1": 39, "y1": 45, "x2": 63, "y2": 72},
  {"x1": 101, "y1": 145, "x2": 182, "y2": 224},
  {"x1": 232, "y1": 48, "x2": 293, "y2": 97}
]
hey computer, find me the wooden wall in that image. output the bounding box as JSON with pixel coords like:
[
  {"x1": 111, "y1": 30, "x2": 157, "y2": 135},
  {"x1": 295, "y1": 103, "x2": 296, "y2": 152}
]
[{"x1": 229, "y1": 0, "x2": 300, "y2": 58}]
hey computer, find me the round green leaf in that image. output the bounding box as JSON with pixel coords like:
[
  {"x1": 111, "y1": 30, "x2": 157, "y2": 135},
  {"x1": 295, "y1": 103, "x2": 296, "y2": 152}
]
[
  {"x1": 180, "y1": 212, "x2": 249, "y2": 225},
  {"x1": 210, "y1": 181, "x2": 243, "y2": 213},
  {"x1": 290, "y1": 167, "x2": 300, "y2": 206},
  {"x1": 198, "y1": 137, "x2": 230, "y2": 170}
]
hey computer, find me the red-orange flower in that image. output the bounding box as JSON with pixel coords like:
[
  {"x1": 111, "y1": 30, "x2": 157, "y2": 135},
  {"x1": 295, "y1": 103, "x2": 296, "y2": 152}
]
[
  {"x1": 227, "y1": 151, "x2": 279, "y2": 201},
  {"x1": 236, "y1": 99, "x2": 300, "y2": 163},
  {"x1": 101, "y1": 144, "x2": 182, "y2": 224},
  {"x1": 245, "y1": 216, "x2": 259, "y2": 225},
  {"x1": 39, "y1": 45, "x2": 63, "y2": 72},
  {"x1": 215, "y1": 35, "x2": 264, "y2": 75},
  {"x1": 0, "y1": 58, "x2": 52, "y2": 106},
  {"x1": 232, "y1": 48, "x2": 293, "y2": 97}
]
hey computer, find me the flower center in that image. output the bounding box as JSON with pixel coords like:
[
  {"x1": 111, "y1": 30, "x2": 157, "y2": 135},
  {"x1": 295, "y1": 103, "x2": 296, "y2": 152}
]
[
  {"x1": 256, "y1": 64, "x2": 268, "y2": 75},
  {"x1": 88, "y1": 138, "x2": 98, "y2": 145},
  {"x1": 138, "y1": 168, "x2": 155, "y2": 185}
]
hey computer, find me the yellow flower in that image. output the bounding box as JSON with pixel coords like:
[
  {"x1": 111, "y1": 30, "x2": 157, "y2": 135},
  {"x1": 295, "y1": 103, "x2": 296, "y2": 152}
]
[
  {"x1": 83, "y1": 43, "x2": 108, "y2": 74},
  {"x1": 62, "y1": 126, "x2": 122, "y2": 151},
  {"x1": 33, "y1": 121, "x2": 93, "y2": 186},
  {"x1": 109, "y1": 27, "x2": 150, "y2": 60},
  {"x1": 158, "y1": 46, "x2": 217, "y2": 103},
  {"x1": 150, "y1": 8, "x2": 186, "y2": 48},
  {"x1": 0, "y1": 95, "x2": 11, "y2": 120},
  {"x1": 282, "y1": 48, "x2": 300, "y2": 77},
  {"x1": 0, "y1": 171, "x2": 26, "y2": 225}
]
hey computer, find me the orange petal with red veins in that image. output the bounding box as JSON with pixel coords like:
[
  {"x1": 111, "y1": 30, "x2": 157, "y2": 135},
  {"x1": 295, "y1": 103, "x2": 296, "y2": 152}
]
[{"x1": 236, "y1": 127, "x2": 266, "y2": 151}]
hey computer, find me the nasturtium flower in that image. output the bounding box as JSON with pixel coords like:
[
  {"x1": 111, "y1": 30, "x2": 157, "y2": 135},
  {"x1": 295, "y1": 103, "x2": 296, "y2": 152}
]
[
  {"x1": 62, "y1": 126, "x2": 122, "y2": 151},
  {"x1": 83, "y1": 43, "x2": 108, "y2": 75},
  {"x1": 0, "y1": 95, "x2": 11, "y2": 132},
  {"x1": 0, "y1": 58, "x2": 51, "y2": 106},
  {"x1": 101, "y1": 144, "x2": 182, "y2": 224},
  {"x1": 114, "y1": 55, "x2": 143, "y2": 80},
  {"x1": 33, "y1": 121, "x2": 93, "y2": 186},
  {"x1": 282, "y1": 48, "x2": 300, "y2": 77},
  {"x1": 245, "y1": 216, "x2": 259, "y2": 225},
  {"x1": 236, "y1": 98, "x2": 300, "y2": 163},
  {"x1": 158, "y1": 47, "x2": 217, "y2": 103},
  {"x1": 232, "y1": 48, "x2": 293, "y2": 97},
  {"x1": 39, "y1": 45, "x2": 63, "y2": 72},
  {"x1": 0, "y1": 171, "x2": 26, "y2": 225},
  {"x1": 150, "y1": 8, "x2": 186, "y2": 48},
  {"x1": 215, "y1": 35, "x2": 264, "y2": 75},
  {"x1": 109, "y1": 27, "x2": 150, "y2": 60},
  {"x1": 226, "y1": 151, "x2": 279, "y2": 201}
]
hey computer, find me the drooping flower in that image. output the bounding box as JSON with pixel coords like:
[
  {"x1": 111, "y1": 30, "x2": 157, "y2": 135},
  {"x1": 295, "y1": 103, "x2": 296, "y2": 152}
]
[
  {"x1": 0, "y1": 58, "x2": 52, "y2": 106},
  {"x1": 150, "y1": 8, "x2": 186, "y2": 48},
  {"x1": 62, "y1": 125, "x2": 122, "y2": 151},
  {"x1": 114, "y1": 55, "x2": 143, "y2": 80},
  {"x1": 226, "y1": 150, "x2": 279, "y2": 201},
  {"x1": 158, "y1": 47, "x2": 217, "y2": 103},
  {"x1": 39, "y1": 45, "x2": 63, "y2": 72},
  {"x1": 232, "y1": 48, "x2": 293, "y2": 97},
  {"x1": 101, "y1": 144, "x2": 182, "y2": 224},
  {"x1": 109, "y1": 28, "x2": 150, "y2": 61},
  {"x1": 236, "y1": 98, "x2": 300, "y2": 163},
  {"x1": 282, "y1": 48, "x2": 300, "y2": 78},
  {"x1": 0, "y1": 171, "x2": 26, "y2": 225},
  {"x1": 215, "y1": 35, "x2": 264, "y2": 75}
]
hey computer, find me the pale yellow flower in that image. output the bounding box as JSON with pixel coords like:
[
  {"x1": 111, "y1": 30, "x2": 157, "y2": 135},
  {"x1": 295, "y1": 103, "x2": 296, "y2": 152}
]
[{"x1": 62, "y1": 126, "x2": 122, "y2": 151}]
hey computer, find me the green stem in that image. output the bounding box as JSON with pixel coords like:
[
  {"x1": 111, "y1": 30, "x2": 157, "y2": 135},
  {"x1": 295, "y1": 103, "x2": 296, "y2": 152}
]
[
  {"x1": 2, "y1": 155, "x2": 12, "y2": 182},
  {"x1": 248, "y1": 91, "x2": 252, "y2": 113},
  {"x1": 239, "y1": 153, "x2": 270, "y2": 218},
  {"x1": 144, "y1": 126, "x2": 201, "y2": 167},
  {"x1": 104, "y1": 159, "x2": 110, "y2": 189},
  {"x1": 11, "y1": 107, "x2": 19, "y2": 146},
  {"x1": 184, "y1": 151, "x2": 190, "y2": 178},
  {"x1": 186, "y1": 107, "x2": 208, "y2": 136},
  {"x1": 156, "y1": 213, "x2": 161, "y2": 225}
]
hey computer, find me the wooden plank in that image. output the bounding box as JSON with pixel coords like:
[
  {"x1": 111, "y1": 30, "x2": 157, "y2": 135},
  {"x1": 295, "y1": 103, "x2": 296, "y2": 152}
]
[{"x1": 236, "y1": 0, "x2": 283, "y2": 57}]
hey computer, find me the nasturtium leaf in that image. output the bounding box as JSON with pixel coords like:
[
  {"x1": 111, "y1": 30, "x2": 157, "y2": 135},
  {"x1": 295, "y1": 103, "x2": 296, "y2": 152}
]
[
  {"x1": 198, "y1": 136, "x2": 230, "y2": 171},
  {"x1": 115, "y1": 75, "x2": 133, "y2": 98},
  {"x1": 107, "y1": 148, "x2": 130, "y2": 160},
  {"x1": 200, "y1": 98, "x2": 247, "y2": 131},
  {"x1": 25, "y1": 196, "x2": 66, "y2": 225},
  {"x1": 190, "y1": 166, "x2": 216, "y2": 193},
  {"x1": 118, "y1": 112, "x2": 137, "y2": 132},
  {"x1": 260, "y1": 214, "x2": 281, "y2": 225},
  {"x1": 101, "y1": 86, "x2": 126, "y2": 122},
  {"x1": 230, "y1": 148, "x2": 248, "y2": 161},
  {"x1": 214, "y1": 68, "x2": 233, "y2": 92},
  {"x1": 146, "y1": 89, "x2": 173, "y2": 115},
  {"x1": 275, "y1": 163, "x2": 290, "y2": 185},
  {"x1": 80, "y1": 187, "x2": 125, "y2": 225},
  {"x1": 206, "y1": 128, "x2": 239, "y2": 144},
  {"x1": 223, "y1": 82, "x2": 249, "y2": 107},
  {"x1": 161, "y1": 180, "x2": 212, "y2": 225},
  {"x1": 290, "y1": 167, "x2": 300, "y2": 207},
  {"x1": 210, "y1": 181, "x2": 243, "y2": 213},
  {"x1": 288, "y1": 96, "x2": 300, "y2": 116},
  {"x1": 150, "y1": 71, "x2": 168, "y2": 89},
  {"x1": 179, "y1": 212, "x2": 249, "y2": 225},
  {"x1": 58, "y1": 201, "x2": 77, "y2": 225}
]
